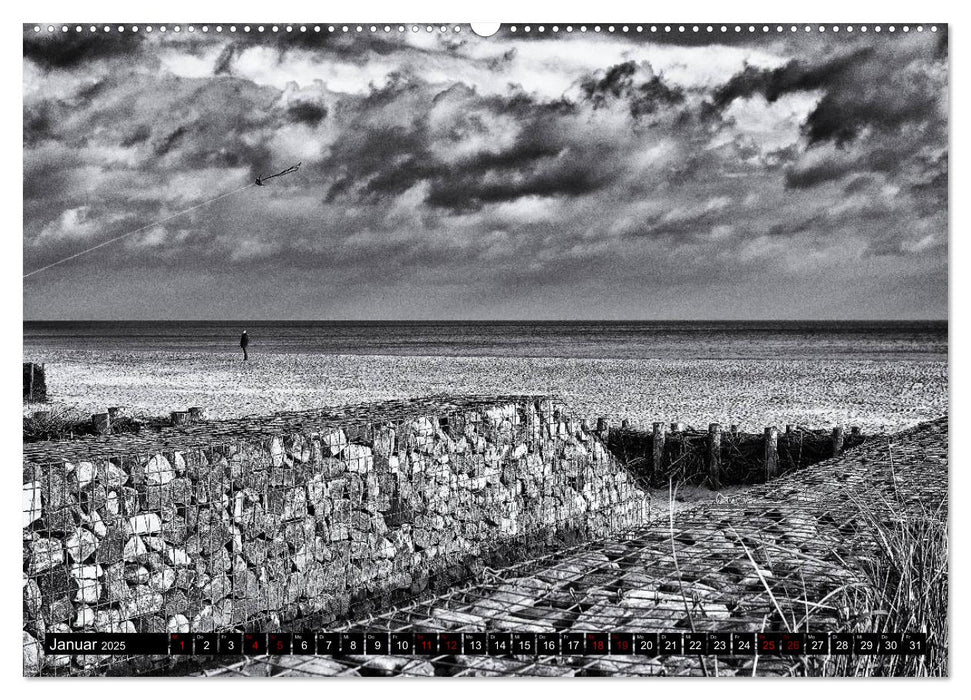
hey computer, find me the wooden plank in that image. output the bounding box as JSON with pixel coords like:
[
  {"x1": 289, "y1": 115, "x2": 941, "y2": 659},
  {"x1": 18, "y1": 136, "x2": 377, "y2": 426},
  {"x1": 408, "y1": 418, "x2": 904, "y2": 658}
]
[
  {"x1": 652, "y1": 422, "x2": 666, "y2": 473},
  {"x1": 708, "y1": 423, "x2": 721, "y2": 490},
  {"x1": 832, "y1": 427, "x2": 845, "y2": 457},
  {"x1": 764, "y1": 426, "x2": 779, "y2": 481}
]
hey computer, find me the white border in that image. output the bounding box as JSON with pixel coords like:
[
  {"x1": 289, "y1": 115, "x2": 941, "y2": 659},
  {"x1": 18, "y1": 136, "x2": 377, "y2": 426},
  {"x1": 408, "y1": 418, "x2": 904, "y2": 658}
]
[{"x1": 4, "y1": 0, "x2": 962, "y2": 696}]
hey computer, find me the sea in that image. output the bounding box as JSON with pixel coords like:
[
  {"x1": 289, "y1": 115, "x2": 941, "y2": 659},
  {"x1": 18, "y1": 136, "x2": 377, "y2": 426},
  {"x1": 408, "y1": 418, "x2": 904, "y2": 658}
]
[{"x1": 23, "y1": 320, "x2": 947, "y2": 362}]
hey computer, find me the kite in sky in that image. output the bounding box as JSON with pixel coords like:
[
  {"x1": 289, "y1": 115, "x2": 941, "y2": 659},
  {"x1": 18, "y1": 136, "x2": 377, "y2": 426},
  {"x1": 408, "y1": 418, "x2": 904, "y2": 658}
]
[
  {"x1": 255, "y1": 163, "x2": 301, "y2": 187},
  {"x1": 24, "y1": 163, "x2": 303, "y2": 279}
]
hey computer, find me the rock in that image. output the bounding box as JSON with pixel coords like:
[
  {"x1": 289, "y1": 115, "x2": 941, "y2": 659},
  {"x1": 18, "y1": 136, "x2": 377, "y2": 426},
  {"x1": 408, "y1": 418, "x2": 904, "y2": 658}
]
[
  {"x1": 143, "y1": 535, "x2": 167, "y2": 552},
  {"x1": 105, "y1": 462, "x2": 129, "y2": 488},
  {"x1": 138, "y1": 615, "x2": 167, "y2": 634},
  {"x1": 238, "y1": 568, "x2": 261, "y2": 599},
  {"x1": 105, "y1": 490, "x2": 121, "y2": 516},
  {"x1": 23, "y1": 576, "x2": 43, "y2": 616},
  {"x1": 129, "y1": 513, "x2": 162, "y2": 535},
  {"x1": 125, "y1": 564, "x2": 150, "y2": 584},
  {"x1": 74, "y1": 576, "x2": 102, "y2": 603},
  {"x1": 65, "y1": 527, "x2": 99, "y2": 562},
  {"x1": 344, "y1": 444, "x2": 374, "y2": 473},
  {"x1": 29, "y1": 538, "x2": 64, "y2": 573},
  {"x1": 74, "y1": 605, "x2": 96, "y2": 628},
  {"x1": 143, "y1": 454, "x2": 176, "y2": 485},
  {"x1": 191, "y1": 605, "x2": 215, "y2": 632},
  {"x1": 146, "y1": 479, "x2": 192, "y2": 509},
  {"x1": 48, "y1": 597, "x2": 75, "y2": 624},
  {"x1": 73, "y1": 461, "x2": 97, "y2": 488},
  {"x1": 22, "y1": 481, "x2": 42, "y2": 527},
  {"x1": 373, "y1": 427, "x2": 396, "y2": 457},
  {"x1": 123, "y1": 536, "x2": 147, "y2": 561},
  {"x1": 123, "y1": 585, "x2": 163, "y2": 618},
  {"x1": 165, "y1": 545, "x2": 191, "y2": 566},
  {"x1": 82, "y1": 510, "x2": 108, "y2": 538},
  {"x1": 120, "y1": 487, "x2": 140, "y2": 515},
  {"x1": 23, "y1": 632, "x2": 43, "y2": 676},
  {"x1": 99, "y1": 526, "x2": 125, "y2": 561},
  {"x1": 104, "y1": 563, "x2": 131, "y2": 602},
  {"x1": 241, "y1": 538, "x2": 268, "y2": 566},
  {"x1": 203, "y1": 573, "x2": 231, "y2": 603},
  {"x1": 270, "y1": 436, "x2": 285, "y2": 467},
  {"x1": 321, "y1": 429, "x2": 348, "y2": 456},
  {"x1": 149, "y1": 567, "x2": 177, "y2": 593},
  {"x1": 376, "y1": 537, "x2": 396, "y2": 559},
  {"x1": 164, "y1": 589, "x2": 189, "y2": 615},
  {"x1": 167, "y1": 614, "x2": 190, "y2": 633},
  {"x1": 162, "y1": 516, "x2": 188, "y2": 544},
  {"x1": 70, "y1": 563, "x2": 103, "y2": 579},
  {"x1": 267, "y1": 488, "x2": 308, "y2": 521}
]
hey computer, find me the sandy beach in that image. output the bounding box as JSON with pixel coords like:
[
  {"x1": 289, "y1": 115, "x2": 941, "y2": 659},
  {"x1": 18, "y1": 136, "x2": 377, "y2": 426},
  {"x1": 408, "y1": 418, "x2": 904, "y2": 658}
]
[{"x1": 23, "y1": 348, "x2": 947, "y2": 432}]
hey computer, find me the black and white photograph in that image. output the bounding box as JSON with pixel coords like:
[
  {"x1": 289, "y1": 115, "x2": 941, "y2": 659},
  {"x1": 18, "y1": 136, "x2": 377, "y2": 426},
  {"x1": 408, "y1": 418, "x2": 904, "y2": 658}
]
[{"x1": 21, "y1": 17, "x2": 948, "y2": 678}]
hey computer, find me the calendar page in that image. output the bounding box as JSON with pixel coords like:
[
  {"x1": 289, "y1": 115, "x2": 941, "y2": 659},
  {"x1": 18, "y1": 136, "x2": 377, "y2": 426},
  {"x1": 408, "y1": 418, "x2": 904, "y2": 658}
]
[{"x1": 22, "y1": 18, "x2": 948, "y2": 679}]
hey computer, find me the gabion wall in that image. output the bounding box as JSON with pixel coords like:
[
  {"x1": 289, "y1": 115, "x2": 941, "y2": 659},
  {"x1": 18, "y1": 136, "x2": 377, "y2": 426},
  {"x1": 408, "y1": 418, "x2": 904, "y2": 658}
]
[{"x1": 23, "y1": 396, "x2": 652, "y2": 675}]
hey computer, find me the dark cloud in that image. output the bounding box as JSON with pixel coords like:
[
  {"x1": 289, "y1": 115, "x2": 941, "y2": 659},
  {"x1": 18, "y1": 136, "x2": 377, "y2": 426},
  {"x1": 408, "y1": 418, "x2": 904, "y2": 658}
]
[
  {"x1": 712, "y1": 42, "x2": 944, "y2": 146},
  {"x1": 323, "y1": 81, "x2": 618, "y2": 213},
  {"x1": 120, "y1": 124, "x2": 151, "y2": 147},
  {"x1": 23, "y1": 103, "x2": 53, "y2": 146},
  {"x1": 785, "y1": 146, "x2": 927, "y2": 190},
  {"x1": 286, "y1": 101, "x2": 328, "y2": 126},
  {"x1": 768, "y1": 214, "x2": 822, "y2": 237},
  {"x1": 213, "y1": 43, "x2": 238, "y2": 75},
  {"x1": 23, "y1": 29, "x2": 142, "y2": 69},
  {"x1": 580, "y1": 61, "x2": 684, "y2": 118},
  {"x1": 712, "y1": 50, "x2": 866, "y2": 108},
  {"x1": 154, "y1": 125, "x2": 188, "y2": 156},
  {"x1": 910, "y1": 151, "x2": 948, "y2": 215}
]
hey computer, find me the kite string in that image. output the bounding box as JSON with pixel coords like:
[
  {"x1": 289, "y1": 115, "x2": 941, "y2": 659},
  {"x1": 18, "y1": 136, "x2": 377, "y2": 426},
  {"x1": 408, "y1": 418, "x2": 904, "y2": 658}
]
[{"x1": 23, "y1": 182, "x2": 255, "y2": 279}]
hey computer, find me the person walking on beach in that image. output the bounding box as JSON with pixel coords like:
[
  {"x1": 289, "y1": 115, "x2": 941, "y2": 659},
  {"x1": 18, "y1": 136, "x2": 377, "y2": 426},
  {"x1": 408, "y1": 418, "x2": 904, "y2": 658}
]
[{"x1": 240, "y1": 330, "x2": 249, "y2": 361}]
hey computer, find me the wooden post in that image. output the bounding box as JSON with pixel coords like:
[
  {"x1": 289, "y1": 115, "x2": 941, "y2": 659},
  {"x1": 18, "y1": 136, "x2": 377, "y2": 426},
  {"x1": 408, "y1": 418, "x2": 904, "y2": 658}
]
[
  {"x1": 652, "y1": 422, "x2": 666, "y2": 472},
  {"x1": 91, "y1": 413, "x2": 111, "y2": 435},
  {"x1": 832, "y1": 427, "x2": 845, "y2": 457},
  {"x1": 188, "y1": 407, "x2": 207, "y2": 422},
  {"x1": 597, "y1": 416, "x2": 608, "y2": 434},
  {"x1": 23, "y1": 362, "x2": 48, "y2": 402},
  {"x1": 764, "y1": 426, "x2": 778, "y2": 481},
  {"x1": 785, "y1": 424, "x2": 793, "y2": 437},
  {"x1": 669, "y1": 422, "x2": 684, "y2": 469},
  {"x1": 580, "y1": 418, "x2": 591, "y2": 433},
  {"x1": 707, "y1": 423, "x2": 721, "y2": 490},
  {"x1": 171, "y1": 411, "x2": 191, "y2": 427}
]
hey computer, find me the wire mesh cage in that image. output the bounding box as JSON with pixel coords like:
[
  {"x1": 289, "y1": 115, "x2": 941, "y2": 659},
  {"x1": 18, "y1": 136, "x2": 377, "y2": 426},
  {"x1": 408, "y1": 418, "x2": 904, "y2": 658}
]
[{"x1": 22, "y1": 396, "x2": 945, "y2": 678}]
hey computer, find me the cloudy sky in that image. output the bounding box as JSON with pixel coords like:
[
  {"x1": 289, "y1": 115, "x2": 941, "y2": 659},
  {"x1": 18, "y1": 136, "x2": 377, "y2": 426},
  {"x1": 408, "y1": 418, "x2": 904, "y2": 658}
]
[{"x1": 23, "y1": 26, "x2": 947, "y2": 320}]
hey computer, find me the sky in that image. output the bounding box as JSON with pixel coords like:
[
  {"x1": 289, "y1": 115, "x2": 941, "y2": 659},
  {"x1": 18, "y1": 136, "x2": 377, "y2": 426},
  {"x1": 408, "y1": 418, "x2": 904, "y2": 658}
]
[{"x1": 22, "y1": 25, "x2": 948, "y2": 320}]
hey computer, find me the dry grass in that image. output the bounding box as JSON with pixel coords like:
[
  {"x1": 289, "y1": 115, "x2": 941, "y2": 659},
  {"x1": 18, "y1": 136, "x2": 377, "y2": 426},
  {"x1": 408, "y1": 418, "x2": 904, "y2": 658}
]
[
  {"x1": 815, "y1": 494, "x2": 949, "y2": 677},
  {"x1": 22, "y1": 405, "x2": 168, "y2": 442},
  {"x1": 665, "y1": 448, "x2": 947, "y2": 677}
]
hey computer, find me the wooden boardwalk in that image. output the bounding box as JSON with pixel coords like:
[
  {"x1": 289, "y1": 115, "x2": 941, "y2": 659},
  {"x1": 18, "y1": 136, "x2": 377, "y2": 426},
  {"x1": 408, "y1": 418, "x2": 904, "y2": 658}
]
[{"x1": 203, "y1": 417, "x2": 948, "y2": 677}]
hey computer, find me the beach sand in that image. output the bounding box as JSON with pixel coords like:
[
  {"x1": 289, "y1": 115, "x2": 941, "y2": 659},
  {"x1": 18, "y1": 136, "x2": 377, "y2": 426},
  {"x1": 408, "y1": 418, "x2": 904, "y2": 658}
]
[{"x1": 23, "y1": 348, "x2": 947, "y2": 432}]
